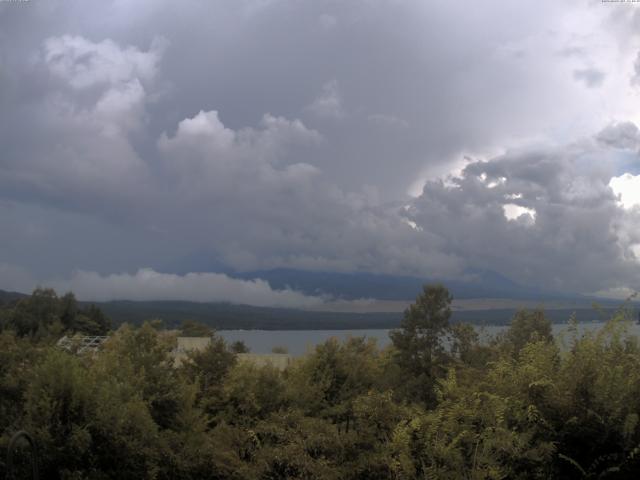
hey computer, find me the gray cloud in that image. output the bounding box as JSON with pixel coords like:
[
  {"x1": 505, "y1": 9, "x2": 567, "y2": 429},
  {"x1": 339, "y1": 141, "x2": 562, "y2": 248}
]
[
  {"x1": 0, "y1": 1, "x2": 639, "y2": 301},
  {"x1": 573, "y1": 67, "x2": 606, "y2": 88},
  {"x1": 4, "y1": 0, "x2": 626, "y2": 199},
  {"x1": 406, "y1": 134, "x2": 640, "y2": 294},
  {"x1": 306, "y1": 80, "x2": 345, "y2": 119},
  {"x1": 597, "y1": 122, "x2": 640, "y2": 151},
  {"x1": 0, "y1": 34, "x2": 164, "y2": 222}
]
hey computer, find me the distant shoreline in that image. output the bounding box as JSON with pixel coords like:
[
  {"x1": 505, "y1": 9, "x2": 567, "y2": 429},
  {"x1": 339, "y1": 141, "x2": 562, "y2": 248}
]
[{"x1": 96, "y1": 300, "x2": 631, "y2": 331}]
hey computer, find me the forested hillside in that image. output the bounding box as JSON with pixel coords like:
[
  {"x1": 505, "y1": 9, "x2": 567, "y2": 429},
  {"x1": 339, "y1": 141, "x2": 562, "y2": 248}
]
[
  {"x1": 1, "y1": 285, "x2": 640, "y2": 478},
  {"x1": 1, "y1": 288, "x2": 624, "y2": 330}
]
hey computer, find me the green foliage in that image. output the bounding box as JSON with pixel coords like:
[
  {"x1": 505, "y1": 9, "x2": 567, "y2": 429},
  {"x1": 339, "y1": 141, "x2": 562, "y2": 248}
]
[
  {"x1": 180, "y1": 319, "x2": 213, "y2": 337},
  {"x1": 180, "y1": 334, "x2": 237, "y2": 419},
  {"x1": 0, "y1": 331, "x2": 43, "y2": 452},
  {"x1": 75, "y1": 304, "x2": 111, "y2": 336},
  {"x1": 497, "y1": 308, "x2": 553, "y2": 356},
  {"x1": 218, "y1": 363, "x2": 288, "y2": 425},
  {"x1": 389, "y1": 283, "x2": 453, "y2": 406},
  {"x1": 23, "y1": 348, "x2": 160, "y2": 479},
  {"x1": 287, "y1": 337, "x2": 384, "y2": 428},
  {"x1": 0, "y1": 288, "x2": 111, "y2": 338},
  {"x1": 3, "y1": 285, "x2": 640, "y2": 479},
  {"x1": 230, "y1": 340, "x2": 250, "y2": 353}
]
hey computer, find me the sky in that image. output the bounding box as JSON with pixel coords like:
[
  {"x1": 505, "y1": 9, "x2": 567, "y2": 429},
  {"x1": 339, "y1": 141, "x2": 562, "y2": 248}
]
[{"x1": 1, "y1": 0, "x2": 640, "y2": 305}]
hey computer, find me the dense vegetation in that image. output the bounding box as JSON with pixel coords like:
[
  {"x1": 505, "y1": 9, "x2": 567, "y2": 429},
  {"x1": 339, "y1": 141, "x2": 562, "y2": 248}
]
[
  {"x1": 0, "y1": 288, "x2": 110, "y2": 338},
  {"x1": 1, "y1": 285, "x2": 640, "y2": 478}
]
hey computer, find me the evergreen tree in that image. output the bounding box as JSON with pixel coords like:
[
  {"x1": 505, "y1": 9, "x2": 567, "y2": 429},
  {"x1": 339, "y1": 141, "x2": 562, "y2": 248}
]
[{"x1": 389, "y1": 283, "x2": 453, "y2": 406}]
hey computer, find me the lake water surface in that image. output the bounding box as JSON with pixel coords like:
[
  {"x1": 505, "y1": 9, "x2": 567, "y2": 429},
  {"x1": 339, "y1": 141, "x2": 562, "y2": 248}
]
[{"x1": 219, "y1": 321, "x2": 640, "y2": 355}]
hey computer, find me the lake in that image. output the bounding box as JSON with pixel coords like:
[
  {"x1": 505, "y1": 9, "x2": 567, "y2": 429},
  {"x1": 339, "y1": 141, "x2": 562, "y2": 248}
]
[{"x1": 219, "y1": 321, "x2": 640, "y2": 356}]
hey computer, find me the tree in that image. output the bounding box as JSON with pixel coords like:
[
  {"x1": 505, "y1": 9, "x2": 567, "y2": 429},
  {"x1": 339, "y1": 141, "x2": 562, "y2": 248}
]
[
  {"x1": 498, "y1": 308, "x2": 553, "y2": 356},
  {"x1": 9, "y1": 288, "x2": 61, "y2": 337},
  {"x1": 180, "y1": 319, "x2": 213, "y2": 337},
  {"x1": 389, "y1": 284, "x2": 453, "y2": 406},
  {"x1": 59, "y1": 292, "x2": 78, "y2": 331},
  {"x1": 219, "y1": 363, "x2": 288, "y2": 425},
  {"x1": 287, "y1": 336, "x2": 383, "y2": 433},
  {"x1": 180, "y1": 335, "x2": 236, "y2": 419},
  {"x1": 3, "y1": 288, "x2": 110, "y2": 338},
  {"x1": 104, "y1": 323, "x2": 183, "y2": 430},
  {"x1": 76, "y1": 304, "x2": 111, "y2": 336},
  {"x1": 230, "y1": 340, "x2": 250, "y2": 353}
]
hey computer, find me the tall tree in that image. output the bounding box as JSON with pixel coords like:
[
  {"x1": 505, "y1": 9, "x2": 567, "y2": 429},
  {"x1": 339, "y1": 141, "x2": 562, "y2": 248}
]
[
  {"x1": 389, "y1": 283, "x2": 452, "y2": 406},
  {"x1": 498, "y1": 308, "x2": 552, "y2": 356},
  {"x1": 59, "y1": 292, "x2": 78, "y2": 331}
]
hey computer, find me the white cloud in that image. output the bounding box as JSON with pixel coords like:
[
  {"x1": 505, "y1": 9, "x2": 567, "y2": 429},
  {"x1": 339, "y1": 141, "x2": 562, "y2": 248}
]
[
  {"x1": 592, "y1": 286, "x2": 638, "y2": 300},
  {"x1": 159, "y1": 110, "x2": 236, "y2": 157},
  {"x1": 157, "y1": 109, "x2": 322, "y2": 195},
  {"x1": 43, "y1": 35, "x2": 164, "y2": 89},
  {"x1": 40, "y1": 35, "x2": 164, "y2": 136},
  {"x1": 51, "y1": 268, "x2": 326, "y2": 308},
  {"x1": 502, "y1": 204, "x2": 537, "y2": 224},
  {"x1": 402, "y1": 218, "x2": 422, "y2": 231},
  {"x1": 158, "y1": 110, "x2": 321, "y2": 160},
  {"x1": 610, "y1": 173, "x2": 640, "y2": 209}
]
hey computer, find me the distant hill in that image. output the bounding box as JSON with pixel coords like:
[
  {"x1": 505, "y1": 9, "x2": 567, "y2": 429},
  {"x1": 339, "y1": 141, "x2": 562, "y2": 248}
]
[
  {"x1": 93, "y1": 300, "x2": 625, "y2": 330},
  {"x1": 0, "y1": 289, "x2": 28, "y2": 305},
  {"x1": 163, "y1": 252, "x2": 567, "y2": 300},
  {"x1": 0, "y1": 288, "x2": 631, "y2": 330},
  {"x1": 93, "y1": 300, "x2": 401, "y2": 330},
  {"x1": 231, "y1": 268, "x2": 582, "y2": 301}
]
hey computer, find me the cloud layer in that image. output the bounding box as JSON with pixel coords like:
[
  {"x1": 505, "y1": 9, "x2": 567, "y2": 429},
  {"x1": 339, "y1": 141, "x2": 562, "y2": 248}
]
[{"x1": 53, "y1": 269, "x2": 326, "y2": 307}]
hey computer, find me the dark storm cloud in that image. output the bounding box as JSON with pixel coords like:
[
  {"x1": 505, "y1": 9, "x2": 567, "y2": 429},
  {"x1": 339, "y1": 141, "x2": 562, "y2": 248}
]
[
  {"x1": 405, "y1": 135, "x2": 640, "y2": 294},
  {"x1": 2, "y1": 0, "x2": 612, "y2": 198},
  {"x1": 597, "y1": 122, "x2": 640, "y2": 151},
  {"x1": 1, "y1": 0, "x2": 640, "y2": 302}
]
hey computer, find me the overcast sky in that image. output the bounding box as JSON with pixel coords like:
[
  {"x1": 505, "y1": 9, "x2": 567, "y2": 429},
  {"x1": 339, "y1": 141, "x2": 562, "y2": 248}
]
[{"x1": 1, "y1": 0, "x2": 640, "y2": 304}]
